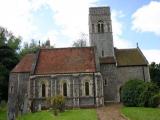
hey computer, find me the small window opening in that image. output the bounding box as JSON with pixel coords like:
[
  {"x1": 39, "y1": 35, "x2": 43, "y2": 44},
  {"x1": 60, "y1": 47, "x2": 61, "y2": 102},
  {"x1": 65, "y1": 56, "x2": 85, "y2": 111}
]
[
  {"x1": 101, "y1": 24, "x2": 104, "y2": 33},
  {"x1": 63, "y1": 83, "x2": 67, "y2": 96},
  {"x1": 85, "y1": 82, "x2": 89, "y2": 96},
  {"x1": 42, "y1": 84, "x2": 46, "y2": 97},
  {"x1": 104, "y1": 79, "x2": 108, "y2": 86},
  {"x1": 92, "y1": 24, "x2": 95, "y2": 33},
  {"x1": 98, "y1": 24, "x2": 101, "y2": 33},
  {"x1": 102, "y1": 50, "x2": 104, "y2": 57}
]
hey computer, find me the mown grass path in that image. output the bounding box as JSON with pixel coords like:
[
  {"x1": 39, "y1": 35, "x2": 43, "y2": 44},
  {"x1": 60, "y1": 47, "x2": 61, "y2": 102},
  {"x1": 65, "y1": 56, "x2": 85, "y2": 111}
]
[{"x1": 96, "y1": 104, "x2": 126, "y2": 120}]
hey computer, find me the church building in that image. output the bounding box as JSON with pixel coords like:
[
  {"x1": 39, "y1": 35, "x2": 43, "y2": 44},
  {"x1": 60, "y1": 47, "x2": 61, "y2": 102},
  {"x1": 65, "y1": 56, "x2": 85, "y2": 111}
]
[{"x1": 8, "y1": 6, "x2": 150, "y2": 119}]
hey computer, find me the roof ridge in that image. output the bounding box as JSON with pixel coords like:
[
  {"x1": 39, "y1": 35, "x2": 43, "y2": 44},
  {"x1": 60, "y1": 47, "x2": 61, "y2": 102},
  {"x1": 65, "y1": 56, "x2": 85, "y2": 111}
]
[
  {"x1": 40, "y1": 46, "x2": 93, "y2": 50},
  {"x1": 115, "y1": 48, "x2": 138, "y2": 51},
  {"x1": 137, "y1": 47, "x2": 149, "y2": 65},
  {"x1": 31, "y1": 49, "x2": 40, "y2": 74}
]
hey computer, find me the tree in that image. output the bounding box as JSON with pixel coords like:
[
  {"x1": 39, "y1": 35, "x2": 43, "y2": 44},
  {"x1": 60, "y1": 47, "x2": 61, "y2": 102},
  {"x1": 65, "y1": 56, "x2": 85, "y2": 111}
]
[
  {"x1": 72, "y1": 33, "x2": 88, "y2": 47},
  {"x1": 0, "y1": 26, "x2": 21, "y2": 52},
  {"x1": 19, "y1": 39, "x2": 39, "y2": 58},
  {"x1": 0, "y1": 26, "x2": 20, "y2": 101},
  {"x1": 0, "y1": 46, "x2": 19, "y2": 100},
  {"x1": 149, "y1": 62, "x2": 160, "y2": 87},
  {"x1": 19, "y1": 39, "x2": 54, "y2": 58}
]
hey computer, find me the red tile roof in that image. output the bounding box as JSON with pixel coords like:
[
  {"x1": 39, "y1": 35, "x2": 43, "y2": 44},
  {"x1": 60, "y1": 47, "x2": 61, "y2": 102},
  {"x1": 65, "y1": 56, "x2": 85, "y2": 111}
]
[
  {"x1": 34, "y1": 47, "x2": 96, "y2": 74},
  {"x1": 11, "y1": 54, "x2": 35, "y2": 73}
]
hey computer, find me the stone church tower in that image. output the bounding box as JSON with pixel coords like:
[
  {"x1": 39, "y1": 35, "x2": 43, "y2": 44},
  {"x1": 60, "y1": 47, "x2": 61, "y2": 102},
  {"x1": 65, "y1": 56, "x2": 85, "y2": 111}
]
[{"x1": 89, "y1": 7, "x2": 114, "y2": 57}]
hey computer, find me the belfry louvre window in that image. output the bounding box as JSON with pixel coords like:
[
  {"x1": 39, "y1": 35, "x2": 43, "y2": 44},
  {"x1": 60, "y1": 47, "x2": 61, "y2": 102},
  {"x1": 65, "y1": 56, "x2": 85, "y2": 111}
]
[
  {"x1": 42, "y1": 84, "x2": 46, "y2": 97},
  {"x1": 98, "y1": 21, "x2": 104, "y2": 33},
  {"x1": 63, "y1": 83, "x2": 67, "y2": 96},
  {"x1": 85, "y1": 82, "x2": 89, "y2": 96}
]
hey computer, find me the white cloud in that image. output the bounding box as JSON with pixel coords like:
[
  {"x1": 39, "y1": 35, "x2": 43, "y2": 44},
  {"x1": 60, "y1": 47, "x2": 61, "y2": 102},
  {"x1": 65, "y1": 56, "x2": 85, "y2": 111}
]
[
  {"x1": 0, "y1": 0, "x2": 34, "y2": 39},
  {"x1": 0, "y1": 0, "x2": 133, "y2": 48},
  {"x1": 113, "y1": 36, "x2": 134, "y2": 48},
  {"x1": 143, "y1": 49, "x2": 160, "y2": 63},
  {"x1": 45, "y1": 0, "x2": 99, "y2": 47},
  {"x1": 132, "y1": 1, "x2": 160, "y2": 35},
  {"x1": 0, "y1": 0, "x2": 49, "y2": 43},
  {"x1": 111, "y1": 10, "x2": 134, "y2": 48}
]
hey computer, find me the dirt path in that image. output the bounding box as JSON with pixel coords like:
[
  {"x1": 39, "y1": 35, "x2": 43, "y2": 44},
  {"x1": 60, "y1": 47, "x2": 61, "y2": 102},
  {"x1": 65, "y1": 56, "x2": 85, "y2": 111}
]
[{"x1": 96, "y1": 104, "x2": 127, "y2": 120}]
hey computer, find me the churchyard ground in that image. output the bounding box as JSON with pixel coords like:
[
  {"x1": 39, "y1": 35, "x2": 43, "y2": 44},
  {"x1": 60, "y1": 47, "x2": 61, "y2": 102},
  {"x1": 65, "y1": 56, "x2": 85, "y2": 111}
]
[
  {"x1": 1, "y1": 104, "x2": 160, "y2": 120},
  {"x1": 17, "y1": 109, "x2": 97, "y2": 120},
  {"x1": 121, "y1": 107, "x2": 160, "y2": 120}
]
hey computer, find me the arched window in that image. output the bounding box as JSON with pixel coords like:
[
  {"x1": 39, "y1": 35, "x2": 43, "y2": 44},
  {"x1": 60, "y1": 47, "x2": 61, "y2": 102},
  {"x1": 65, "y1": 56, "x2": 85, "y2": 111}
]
[
  {"x1": 104, "y1": 79, "x2": 108, "y2": 86},
  {"x1": 85, "y1": 82, "x2": 89, "y2": 96},
  {"x1": 98, "y1": 23, "x2": 101, "y2": 33},
  {"x1": 63, "y1": 83, "x2": 67, "y2": 96},
  {"x1": 42, "y1": 84, "x2": 46, "y2": 97},
  {"x1": 98, "y1": 21, "x2": 104, "y2": 33},
  {"x1": 101, "y1": 23, "x2": 104, "y2": 33}
]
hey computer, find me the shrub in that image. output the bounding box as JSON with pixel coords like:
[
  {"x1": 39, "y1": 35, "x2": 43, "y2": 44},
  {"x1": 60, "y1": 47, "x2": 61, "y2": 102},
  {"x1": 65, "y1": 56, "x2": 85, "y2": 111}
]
[
  {"x1": 121, "y1": 79, "x2": 145, "y2": 107},
  {"x1": 139, "y1": 82, "x2": 159, "y2": 107},
  {"x1": 0, "y1": 100, "x2": 6, "y2": 111},
  {"x1": 121, "y1": 79, "x2": 160, "y2": 107},
  {"x1": 50, "y1": 95, "x2": 65, "y2": 116},
  {"x1": 149, "y1": 93, "x2": 160, "y2": 107}
]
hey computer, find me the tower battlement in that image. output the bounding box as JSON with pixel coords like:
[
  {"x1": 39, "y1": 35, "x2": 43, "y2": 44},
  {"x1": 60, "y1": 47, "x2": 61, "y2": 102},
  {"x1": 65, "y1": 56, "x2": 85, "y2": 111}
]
[{"x1": 89, "y1": 7, "x2": 110, "y2": 15}]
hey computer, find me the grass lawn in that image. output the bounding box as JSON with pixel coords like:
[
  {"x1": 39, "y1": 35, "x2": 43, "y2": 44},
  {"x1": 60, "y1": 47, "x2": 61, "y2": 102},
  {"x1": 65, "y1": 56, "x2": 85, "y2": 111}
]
[
  {"x1": 121, "y1": 107, "x2": 160, "y2": 120},
  {"x1": 17, "y1": 109, "x2": 98, "y2": 120},
  {"x1": 0, "y1": 107, "x2": 7, "y2": 120}
]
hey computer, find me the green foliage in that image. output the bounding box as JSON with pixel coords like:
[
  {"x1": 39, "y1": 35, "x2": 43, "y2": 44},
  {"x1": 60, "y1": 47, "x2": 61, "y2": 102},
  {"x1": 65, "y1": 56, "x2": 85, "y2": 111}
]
[
  {"x1": 139, "y1": 82, "x2": 159, "y2": 107},
  {"x1": 0, "y1": 26, "x2": 21, "y2": 101},
  {"x1": 149, "y1": 93, "x2": 160, "y2": 108},
  {"x1": 19, "y1": 39, "x2": 39, "y2": 58},
  {"x1": 0, "y1": 101, "x2": 7, "y2": 120},
  {"x1": 50, "y1": 95, "x2": 65, "y2": 116},
  {"x1": 121, "y1": 79, "x2": 160, "y2": 107},
  {"x1": 149, "y1": 62, "x2": 160, "y2": 87},
  {"x1": 0, "y1": 46, "x2": 19, "y2": 100},
  {"x1": 0, "y1": 26, "x2": 21, "y2": 51},
  {"x1": 0, "y1": 101, "x2": 6, "y2": 110},
  {"x1": 19, "y1": 39, "x2": 54, "y2": 58},
  {"x1": 122, "y1": 107, "x2": 160, "y2": 120},
  {"x1": 121, "y1": 79, "x2": 145, "y2": 107}
]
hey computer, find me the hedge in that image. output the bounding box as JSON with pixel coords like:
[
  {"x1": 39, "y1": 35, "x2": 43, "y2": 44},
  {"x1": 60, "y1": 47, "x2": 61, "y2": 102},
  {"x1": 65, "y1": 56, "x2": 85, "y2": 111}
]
[{"x1": 121, "y1": 79, "x2": 160, "y2": 107}]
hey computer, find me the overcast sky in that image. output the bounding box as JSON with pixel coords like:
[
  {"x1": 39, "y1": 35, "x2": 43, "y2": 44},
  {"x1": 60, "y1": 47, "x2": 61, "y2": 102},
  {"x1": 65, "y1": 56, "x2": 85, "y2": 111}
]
[{"x1": 0, "y1": 0, "x2": 160, "y2": 63}]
